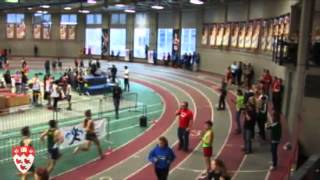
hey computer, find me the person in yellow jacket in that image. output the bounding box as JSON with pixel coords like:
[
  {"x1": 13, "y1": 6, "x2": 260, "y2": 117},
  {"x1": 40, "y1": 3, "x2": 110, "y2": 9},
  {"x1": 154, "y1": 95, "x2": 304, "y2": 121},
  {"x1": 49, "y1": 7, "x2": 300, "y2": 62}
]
[{"x1": 200, "y1": 120, "x2": 214, "y2": 178}]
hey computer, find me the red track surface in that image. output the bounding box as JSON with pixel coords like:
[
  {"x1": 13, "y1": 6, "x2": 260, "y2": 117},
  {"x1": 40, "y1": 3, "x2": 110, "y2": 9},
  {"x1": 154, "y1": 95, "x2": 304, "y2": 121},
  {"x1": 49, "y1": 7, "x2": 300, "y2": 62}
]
[{"x1": 54, "y1": 79, "x2": 179, "y2": 180}]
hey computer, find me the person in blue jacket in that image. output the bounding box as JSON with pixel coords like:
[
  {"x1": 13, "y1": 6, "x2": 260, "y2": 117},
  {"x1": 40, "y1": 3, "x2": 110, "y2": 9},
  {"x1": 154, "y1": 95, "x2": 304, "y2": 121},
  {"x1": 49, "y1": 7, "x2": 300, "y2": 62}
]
[{"x1": 148, "y1": 136, "x2": 176, "y2": 180}]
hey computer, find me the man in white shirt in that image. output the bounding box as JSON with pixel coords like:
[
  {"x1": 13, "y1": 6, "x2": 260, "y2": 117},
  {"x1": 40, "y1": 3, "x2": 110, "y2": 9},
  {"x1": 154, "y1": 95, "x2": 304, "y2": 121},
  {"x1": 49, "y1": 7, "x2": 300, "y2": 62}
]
[
  {"x1": 124, "y1": 66, "x2": 130, "y2": 92},
  {"x1": 32, "y1": 74, "x2": 41, "y2": 105}
]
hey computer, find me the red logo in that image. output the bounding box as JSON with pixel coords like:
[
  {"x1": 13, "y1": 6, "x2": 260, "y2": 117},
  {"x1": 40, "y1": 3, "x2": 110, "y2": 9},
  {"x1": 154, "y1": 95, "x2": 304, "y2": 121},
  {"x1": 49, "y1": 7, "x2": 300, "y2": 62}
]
[{"x1": 12, "y1": 146, "x2": 35, "y2": 174}]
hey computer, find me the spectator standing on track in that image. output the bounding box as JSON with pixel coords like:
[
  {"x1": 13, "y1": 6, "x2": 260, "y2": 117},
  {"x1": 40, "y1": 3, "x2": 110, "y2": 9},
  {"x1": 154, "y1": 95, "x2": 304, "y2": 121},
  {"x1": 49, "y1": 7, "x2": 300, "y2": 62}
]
[
  {"x1": 200, "y1": 120, "x2": 214, "y2": 178},
  {"x1": 272, "y1": 77, "x2": 282, "y2": 113},
  {"x1": 230, "y1": 61, "x2": 238, "y2": 84},
  {"x1": 237, "y1": 61, "x2": 243, "y2": 86},
  {"x1": 148, "y1": 136, "x2": 176, "y2": 180},
  {"x1": 235, "y1": 89, "x2": 245, "y2": 134},
  {"x1": 113, "y1": 83, "x2": 122, "y2": 119},
  {"x1": 176, "y1": 101, "x2": 194, "y2": 152},
  {"x1": 243, "y1": 105, "x2": 255, "y2": 154},
  {"x1": 44, "y1": 60, "x2": 50, "y2": 75},
  {"x1": 44, "y1": 74, "x2": 53, "y2": 107},
  {"x1": 57, "y1": 58, "x2": 62, "y2": 71},
  {"x1": 34, "y1": 45, "x2": 38, "y2": 57},
  {"x1": 14, "y1": 71, "x2": 22, "y2": 94},
  {"x1": 207, "y1": 159, "x2": 230, "y2": 180},
  {"x1": 257, "y1": 95, "x2": 268, "y2": 141},
  {"x1": 73, "y1": 110, "x2": 104, "y2": 159},
  {"x1": 111, "y1": 64, "x2": 117, "y2": 83},
  {"x1": 52, "y1": 60, "x2": 57, "y2": 72},
  {"x1": 3, "y1": 70, "x2": 12, "y2": 88},
  {"x1": 217, "y1": 77, "x2": 227, "y2": 111},
  {"x1": 31, "y1": 74, "x2": 41, "y2": 105},
  {"x1": 40, "y1": 120, "x2": 64, "y2": 173},
  {"x1": 123, "y1": 66, "x2": 130, "y2": 92},
  {"x1": 267, "y1": 111, "x2": 282, "y2": 170}
]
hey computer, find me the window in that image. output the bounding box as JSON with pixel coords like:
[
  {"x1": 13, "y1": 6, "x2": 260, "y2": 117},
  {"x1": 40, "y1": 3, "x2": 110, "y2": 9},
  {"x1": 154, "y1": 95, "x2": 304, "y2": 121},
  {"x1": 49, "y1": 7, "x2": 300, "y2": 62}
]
[
  {"x1": 135, "y1": 13, "x2": 148, "y2": 27},
  {"x1": 157, "y1": 28, "x2": 173, "y2": 59},
  {"x1": 181, "y1": 28, "x2": 196, "y2": 55},
  {"x1": 111, "y1": 13, "x2": 126, "y2": 25},
  {"x1": 7, "y1": 13, "x2": 24, "y2": 23},
  {"x1": 33, "y1": 14, "x2": 51, "y2": 24},
  {"x1": 6, "y1": 13, "x2": 25, "y2": 39},
  {"x1": 86, "y1": 28, "x2": 102, "y2": 55},
  {"x1": 110, "y1": 28, "x2": 126, "y2": 56},
  {"x1": 33, "y1": 14, "x2": 52, "y2": 39},
  {"x1": 61, "y1": 14, "x2": 77, "y2": 25},
  {"x1": 86, "y1": 14, "x2": 102, "y2": 25},
  {"x1": 134, "y1": 28, "x2": 150, "y2": 58}
]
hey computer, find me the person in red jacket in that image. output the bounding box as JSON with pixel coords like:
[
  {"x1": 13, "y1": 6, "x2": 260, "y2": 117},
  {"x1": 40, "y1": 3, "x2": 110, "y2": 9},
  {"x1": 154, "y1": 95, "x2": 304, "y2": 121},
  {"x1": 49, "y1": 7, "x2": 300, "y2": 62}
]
[
  {"x1": 176, "y1": 101, "x2": 193, "y2": 152},
  {"x1": 262, "y1": 70, "x2": 273, "y2": 96}
]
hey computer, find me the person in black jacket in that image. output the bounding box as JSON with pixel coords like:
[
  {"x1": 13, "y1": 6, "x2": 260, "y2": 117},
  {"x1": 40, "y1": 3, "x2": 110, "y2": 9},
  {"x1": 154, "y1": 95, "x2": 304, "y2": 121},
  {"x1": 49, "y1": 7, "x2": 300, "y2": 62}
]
[
  {"x1": 217, "y1": 77, "x2": 227, "y2": 111},
  {"x1": 267, "y1": 111, "x2": 282, "y2": 170},
  {"x1": 113, "y1": 83, "x2": 122, "y2": 119},
  {"x1": 243, "y1": 105, "x2": 256, "y2": 154},
  {"x1": 111, "y1": 65, "x2": 117, "y2": 83}
]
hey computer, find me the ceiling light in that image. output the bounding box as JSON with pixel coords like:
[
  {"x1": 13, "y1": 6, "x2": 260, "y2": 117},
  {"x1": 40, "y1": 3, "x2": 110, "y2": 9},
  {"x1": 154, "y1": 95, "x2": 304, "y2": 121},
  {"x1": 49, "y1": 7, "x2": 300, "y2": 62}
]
[
  {"x1": 87, "y1": 0, "x2": 96, "y2": 4},
  {"x1": 64, "y1": 7, "x2": 72, "y2": 10},
  {"x1": 42, "y1": 11, "x2": 48, "y2": 14},
  {"x1": 151, "y1": 5, "x2": 164, "y2": 10},
  {"x1": 40, "y1": 5, "x2": 50, "y2": 9},
  {"x1": 78, "y1": 9, "x2": 90, "y2": 14},
  {"x1": 124, "y1": 9, "x2": 135, "y2": 13},
  {"x1": 27, "y1": 7, "x2": 33, "y2": 10},
  {"x1": 36, "y1": 10, "x2": 43, "y2": 14},
  {"x1": 115, "y1": 3, "x2": 126, "y2": 8},
  {"x1": 190, "y1": 0, "x2": 204, "y2": 5}
]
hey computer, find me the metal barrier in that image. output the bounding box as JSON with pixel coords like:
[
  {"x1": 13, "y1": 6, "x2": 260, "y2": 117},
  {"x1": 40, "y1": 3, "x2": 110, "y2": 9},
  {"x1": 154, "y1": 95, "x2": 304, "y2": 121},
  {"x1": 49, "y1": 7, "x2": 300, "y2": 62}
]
[{"x1": 291, "y1": 154, "x2": 320, "y2": 180}]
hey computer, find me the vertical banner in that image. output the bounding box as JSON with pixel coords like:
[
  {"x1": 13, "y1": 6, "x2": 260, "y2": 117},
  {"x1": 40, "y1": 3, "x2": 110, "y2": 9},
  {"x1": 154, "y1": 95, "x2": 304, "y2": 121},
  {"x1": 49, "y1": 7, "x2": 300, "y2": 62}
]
[
  {"x1": 273, "y1": 18, "x2": 279, "y2": 37},
  {"x1": 33, "y1": 24, "x2": 42, "y2": 39},
  {"x1": 60, "y1": 25, "x2": 67, "y2": 40},
  {"x1": 16, "y1": 22, "x2": 26, "y2": 39},
  {"x1": 231, "y1": 23, "x2": 240, "y2": 48},
  {"x1": 238, "y1": 23, "x2": 246, "y2": 48},
  {"x1": 245, "y1": 22, "x2": 253, "y2": 49},
  {"x1": 260, "y1": 20, "x2": 268, "y2": 51},
  {"x1": 216, "y1": 24, "x2": 224, "y2": 46},
  {"x1": 279, "y1": 17, "x2": 285, "y2": 36},
  {"x1": 201, "y1": 25, "x2": 209, "y2": 46},
  {"x1": 172, "y1": 29, "x2": 180, "y2": 57},
  {"x1": 6, "y1": 24, "x2": 15, "y2": 39},
  {"x1": 209, "y1": 24, "x2": 217, "y2": 46},
  {"x1": 68, "y1": 25, "x2": 76, "y2": 40},
  {"x1": 223, "y1": 24, "x2": 231, "y2": 47},
  {"x1": 266, "y1": 20, "x2": 274, "y2": 51},
  {"x1": 43, "y1": 24, "x2": 51, "y2": 40},
  {"x1": 101, "y1": 29, "x2": 109, "y2": 57},
  {"x1": 251, "y1": 21, "x2": 261, "y2": 49},
  {"x1": 284, "y1": 15, "x2": 290, "y2": 36}
]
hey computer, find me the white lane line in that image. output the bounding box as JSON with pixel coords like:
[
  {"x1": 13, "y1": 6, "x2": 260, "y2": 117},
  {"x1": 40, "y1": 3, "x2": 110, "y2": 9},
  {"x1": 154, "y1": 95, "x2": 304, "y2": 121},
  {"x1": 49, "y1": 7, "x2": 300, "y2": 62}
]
[
  {"x1": 120, "y1": 75, "x2": 199, "y2": 180},
  {"x1": 87, "y1": 78, "x2": 181, "y2": 180},
  {"x1": 53, "y1": 83, "x2": 168, "y2": 178}
]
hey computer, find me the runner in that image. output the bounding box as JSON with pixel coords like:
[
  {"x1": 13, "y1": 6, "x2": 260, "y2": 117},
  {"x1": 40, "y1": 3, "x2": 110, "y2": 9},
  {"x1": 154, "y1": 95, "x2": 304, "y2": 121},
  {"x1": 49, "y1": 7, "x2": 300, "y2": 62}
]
[
  {"x1": 19, "y1": 126, "x2": 35, "y2": 180},
  {"x1": 40, "y1": 120, "x2": 64, "y2": 173},
  {"x1": 73, "y1": 110, "x2": 104, "y2": 159}
]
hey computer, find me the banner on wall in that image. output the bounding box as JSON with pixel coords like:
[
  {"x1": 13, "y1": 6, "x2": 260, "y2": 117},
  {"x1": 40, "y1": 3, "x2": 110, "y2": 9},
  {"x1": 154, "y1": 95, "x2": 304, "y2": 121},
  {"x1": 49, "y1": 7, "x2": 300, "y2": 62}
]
[
  {"x1": 6, "y1": 24, "x2": 15, "y2": 39},
  {"x1": 238, "y1": 23, "x2": 246, "y2": 48},
  {"x1": 245, "y1": 22, "x2": 253, "y2": 48},
  {"x1": 201, "y1": 25, "x2": 209, "y2": 46},
  {"x1": 266, "y1": 20, "x2": 274, "y2": 51},
  {"x1": 60, "y1": 119, "x2": 106, "y2": 149},
  {"x1": 68, "y1": 25, "x2": 76, "y2": 40},
  {"x1": 33, "y1": 24, "x2": 42, "y2": 39},
  {"x1": 223, "y1": 24, "x2": 231, "y2": 47},
  {"x1": 216, "y1": 24, "x2": 224, "y2": 46},
  {"x1": 16, "y1": 23, "x2": 26, "y2": 39},
  {"x1": 260, "y1": 20, "x2": 268, "y2": 51},
  {"x1": 209, "y1": 24, "x2": 217, "y2": 46},
  {"x1": 231, "y1": 23, "x2": 240, "y2": 48},
  {"x1": 43, "y1": 24, "x2": 51, "y2": 40},
  {"x1": 251, "y1": 21, "x2": 261, "y2": 49},
  {"x1": 273, "y1": 18, "x2": 279, "y2": 37},
  {"x1": 172, "y1": 29, "x2": 180, "y2": 56},
  {"x1": 60, "y1": 25, "x2": 67, "y2": 40},
  {"x1": 101, "y1": 29, "x2": 109, "y2": 57},
  {"x1": 279, "y1": 17, "x2": 285, "y2": 36},
  {"x1": 284, "y1": 15, "x2": 290, "y2": 36}
]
